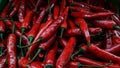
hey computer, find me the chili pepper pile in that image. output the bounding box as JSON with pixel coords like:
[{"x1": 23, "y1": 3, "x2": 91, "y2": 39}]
[{"x1": 0, "y1": 0, "x2": 120, "y2": 68}]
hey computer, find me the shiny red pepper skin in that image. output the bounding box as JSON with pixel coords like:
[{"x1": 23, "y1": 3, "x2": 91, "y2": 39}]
[
  {"x1": 18, "y1": 57, "x2": 29, "y2": 68},
  {"x1": 14, "y1": 21, "x2": 21, "y2": 29},
  {"x1": 53, "y1": 5, "x2": 59, "y2": 20},
  {"x1": 7, "y1": 34, "x2": 17, "y2": 68},
  {"x1": 71, "y1": 12, "x2": 114, "y2": 19},
  {"x1": 93, "y1": 20, "x2": 117, "y2": 29},
  {"x1": 64, "y1": 61, "x2": 79, "y2": 68},
  {"x1": 75, "y1": 18, "x2": 90, "y2": 44},
  {"x1": 0, "y1": 56, "x2": 6, "y2": 68},
  {"x1": 39, "y1": 16, "x2": 64, "y2": 42},
  {"x1": 89, "y1": 27, "x2": 102, "y2": 34},
  {"x1": 60, "y1": 0, "x2": 66, "y2": 15},
  {"x1": 0, "y1": 20, "x2": 5, "y2": 32},
  {"x1": 88, "y1": 44, "x2": 120, "y2": 64},
  {"x1": 21, "y1": 10, "x2": 34, "y2": 29},
  {"x1": 18, "y1": 0, "x2": 26, "y2": 22},
  {"x1": 68, "y1": 19, "x2": 76, "y2": 29},
  {"x1": 56, "y1": 37, "x2": 76, "y2": 68},
  {"x1": 45, "y1": 42, "x2": 58, "y2": 68},
  {"x1": 59, "y1": 38, "x2": 68, "y2": 47},
  {"x1": 112, "y1": 15, "x2": 120, "y2": 27},
  {"x1": 29, "y1": 62, "x2": 44, "y2": 68},
  {"x1": 27, "y1": 10, "x2": 46, "y2": 42}
]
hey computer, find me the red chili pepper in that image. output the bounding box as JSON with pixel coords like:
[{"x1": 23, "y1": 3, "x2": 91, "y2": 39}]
[
  {"x1": 59, "y1": 38, "x2": 68, "y2": 47},
  {"x1": 70, "y1": 6, "x2": 89, "y2": 13},
  {"x1": 53, "y1": 5, "x2": 59, "y2": 20},
  {"x1": 18, "y1": 57, "x2": 29, "y2": 68},
  {"x1": 64, "y1": 61, "x2": 80, "y2": 68},
  {"x1": 88, "y1": 44, "x2": 120, "y2": 64},
  {"x1": 0, "y1": 56, "x2": 6, "y2": 68},
  {"x1": 75, "y1": 18, "x2": 90, "y2": 45},
  {"x1": 89, "y1": 27, "x2": 102, "y2": 34},
  {"x1": 56, "y1": 37, "x2": 76, "y2": 68},
  {"x1": 14, "y1": 21, "x2": 21, "y2": 29},
  {"x1": 68, "y1": 19, "x2": 76, "y2": 29},
  {"x1": 21, "y1": 10, "x2": 34, "y2": 32},
  {"x1": 93, "y1": 20, "x2": 120, "y2": 29},
  {"x1": 7, "y1": 34, "x2": 17, "y2": 68},
  {"x1": 45, "y1": 41, "x2": 58, "y2": 68},
  {"x1": 0, "y1": 20, "x2": 5, "y2": 32},
  {"x1": 60, "y1": 0, "x2": 66, "y2": 16},
  {"x1": 29, "y1": 62, "x2": 44, "y2": 68},
  {"x1": 60, "y1": 7, "x2": 69, "y2": 38},
  {"x1": 27, "y1": 10, "x2": 46, "y2": 43},
  {"x1": 104, "y1": 30, "x2": 112, "y2": 49},
  {"x1": 75, "y1": 56, "x2": 120, "y2": 68},
  {"x1": 18, "y1": 0, "x2": 26, "y2": 22},
  {"x1": 27, "y1": 34, "x2": 56, "y2": 63},
  {"x1": 9, "y1": 1, "x2": 20, "y2": 17},
  {"x1": 71, "y1": 11, "x2": 114, "y2": 19},
  {"x1": 112, "y1": 36, "x2": 120, "y2": 45}
]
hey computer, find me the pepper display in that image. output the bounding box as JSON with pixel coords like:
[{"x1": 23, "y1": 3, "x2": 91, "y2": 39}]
[{"x1": 1, "y1": 0, "x2": 120, "y2": 68}]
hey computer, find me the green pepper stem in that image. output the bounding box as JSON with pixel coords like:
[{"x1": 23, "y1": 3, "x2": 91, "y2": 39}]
[
  {"x1": 28, "y1": 48, "x2": 42, "y2": 64},
  {"x1": 113, "y1": 25, "x2": 120, "y2": 30},
  {"x1": 71, "y1": 48, "x2": 84, "y2": 60},
  {"x1": 60, "y1": 27, "x2": 65, "y2": 38},
  {"x1": 12, "y1": 23, "x2": 16, "y2": 34},
  {"x1": 0, "y1": 47, "x2": 2, "y2": 55},
  {"x1": 87, "y1": 42, "x2": 91, "y2": 47},
  {"x1": 28, "y1": 36, "x2": 34, "y2": 44},
  {"x1": 45, "y1": 65, "x2": 53, "y2": 68}
]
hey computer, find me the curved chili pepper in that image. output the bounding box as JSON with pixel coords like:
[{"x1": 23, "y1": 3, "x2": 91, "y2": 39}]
[
  {"x1": 53, "y1": 5, "x2": 59, "y2": 20},
  {"x1": 7, "y1": 34, "x2": 17, "y2": 68},
  {"x1": 0, "y1": 55, "x2": 6, "y2": 68},
  {"x1": 18, "y1": 57, "x2": 29, "y2": 68},
  {"x1": 89, "y1": 27, "x2": 102, "y2": 34},
  {"x1": 75, "y1": 18, "x2": 90, "y2": 46},
  {"x1": 18, "y1": 0, "x2": 26, "y2": 22},
  {"x1": 64, "y1": 61, "x2": 80, "y2": 68},
  {"x1": 88, "y1": 44, "x2": 120, "y2": 64},
  {"x1": 14, "y1": 21, "x2": 21, "y2": 29},
  {"x1": 27, "y1": 10, "x2": 46, "y2": 43},
  {"x1": 28, "y1": 34, "x2": 56, "y2": 63},
  {"x1": 71, "y1": 11, "x2": 114, "y2": 19},
  {"x1": 56, "y1": 37, "x2": 76, "y2": 68},
  {"x1": 9, "y1": 1, "x2": 20, "y2": 17},
  {"x1": 93, "y1": 20, "x2": 120, "y2": 29},
  {"x1": 68, "y1": 19, "x2": 76, "y2": 29},
  {"x1": 75, "y1": 56, "x2": 120, "y2": 68},
  {"x1": 45, "y1": 42, "x2": 58, "y2": 68},
  {"x1": 59, "y1": 38, "x2": 68, "y2": 47},
  {"x1": 60, "y1": 7, "x2": 69, "y2": 38},
  {"x1": 60, "y1": 0, "x2": 66, "y2": 16}
]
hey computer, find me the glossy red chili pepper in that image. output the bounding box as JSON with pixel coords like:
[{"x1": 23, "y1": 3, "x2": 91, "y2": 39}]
[
  {"x1": 29, "y1": 62, "x2": 44, "y2": 68},
  {"x1": 88, "y1": 44, "x2": 120, "y2": 64},
  {"x1": 70, "y1": 6, "x2": 89, "y2": 13},
  {"x1": 34, "y1": 0, "x2": 43, "y2": 12},
  {"x1": 21, "y1": 10, "x2": 34, "y2": 32},
  {"x1": 89, "y1": 27, "x2": 102, "y2": 34},
  {"x1": 64, "y1": 61, "x2": 80, "y2": 68},
  {"x1": 27, "y1": 10, "x2": 46, "y2": 43},
  {"x1": 14, "y1": 21, "x2": 21, "y2": 29},
  {"x1": 112, "y1": 36, "x2": 120, "y2": 45},
  {"x1": 7, "y1": 34, "x2": 17, "y2": 68},
  {"x1": 0, "y1": 20, "x2": 5, "y2": 32},
  {"x1": 75, "y1": 56, "x2": 120, "y2": 68},
  {"x1": 45, "y1": 42, "x2": 58, "y2": 68},
  {"x1": 18, "y1": 0, "x2": 26, "y2": 22},
  {"x1": 71, "y1": 11, "x2": 114, "y2": 19},
  {"x1": 104, "y1": 31, "x2": 112, "y2": 49},
  {"x1": 18, "y1": 57, "x2": 29, "y2": 68},
  {"x1": 59, "y1": 38, "x2": 68, "y2": 47},
  {"x1": 53, "y1": 5, "x2": 59, "y2": 20},
  {"x1": 75, "y1": 18, "x2": 90, "y2": 45},
  {"x1": 9, "y1": 1, "x2": 20, "y2": 17},
  {"x1": 93, "y1": 20, "x2": 120, "y2": 29},
  {"x1": 60, "y1": 0, "x2": 66, "y2": 15},
  {"x1": 56, "y1": 37, "x2": 76, "y2": 68},
  {"x1": 60, "y1": 7, "x2": 69, "y2": 38},
  {"x1": 26, "y1": 34, "x2": 56, "y2": 62},
  {"x1": 0, "y1": 56, "x2": 6, "y2": 68}
]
